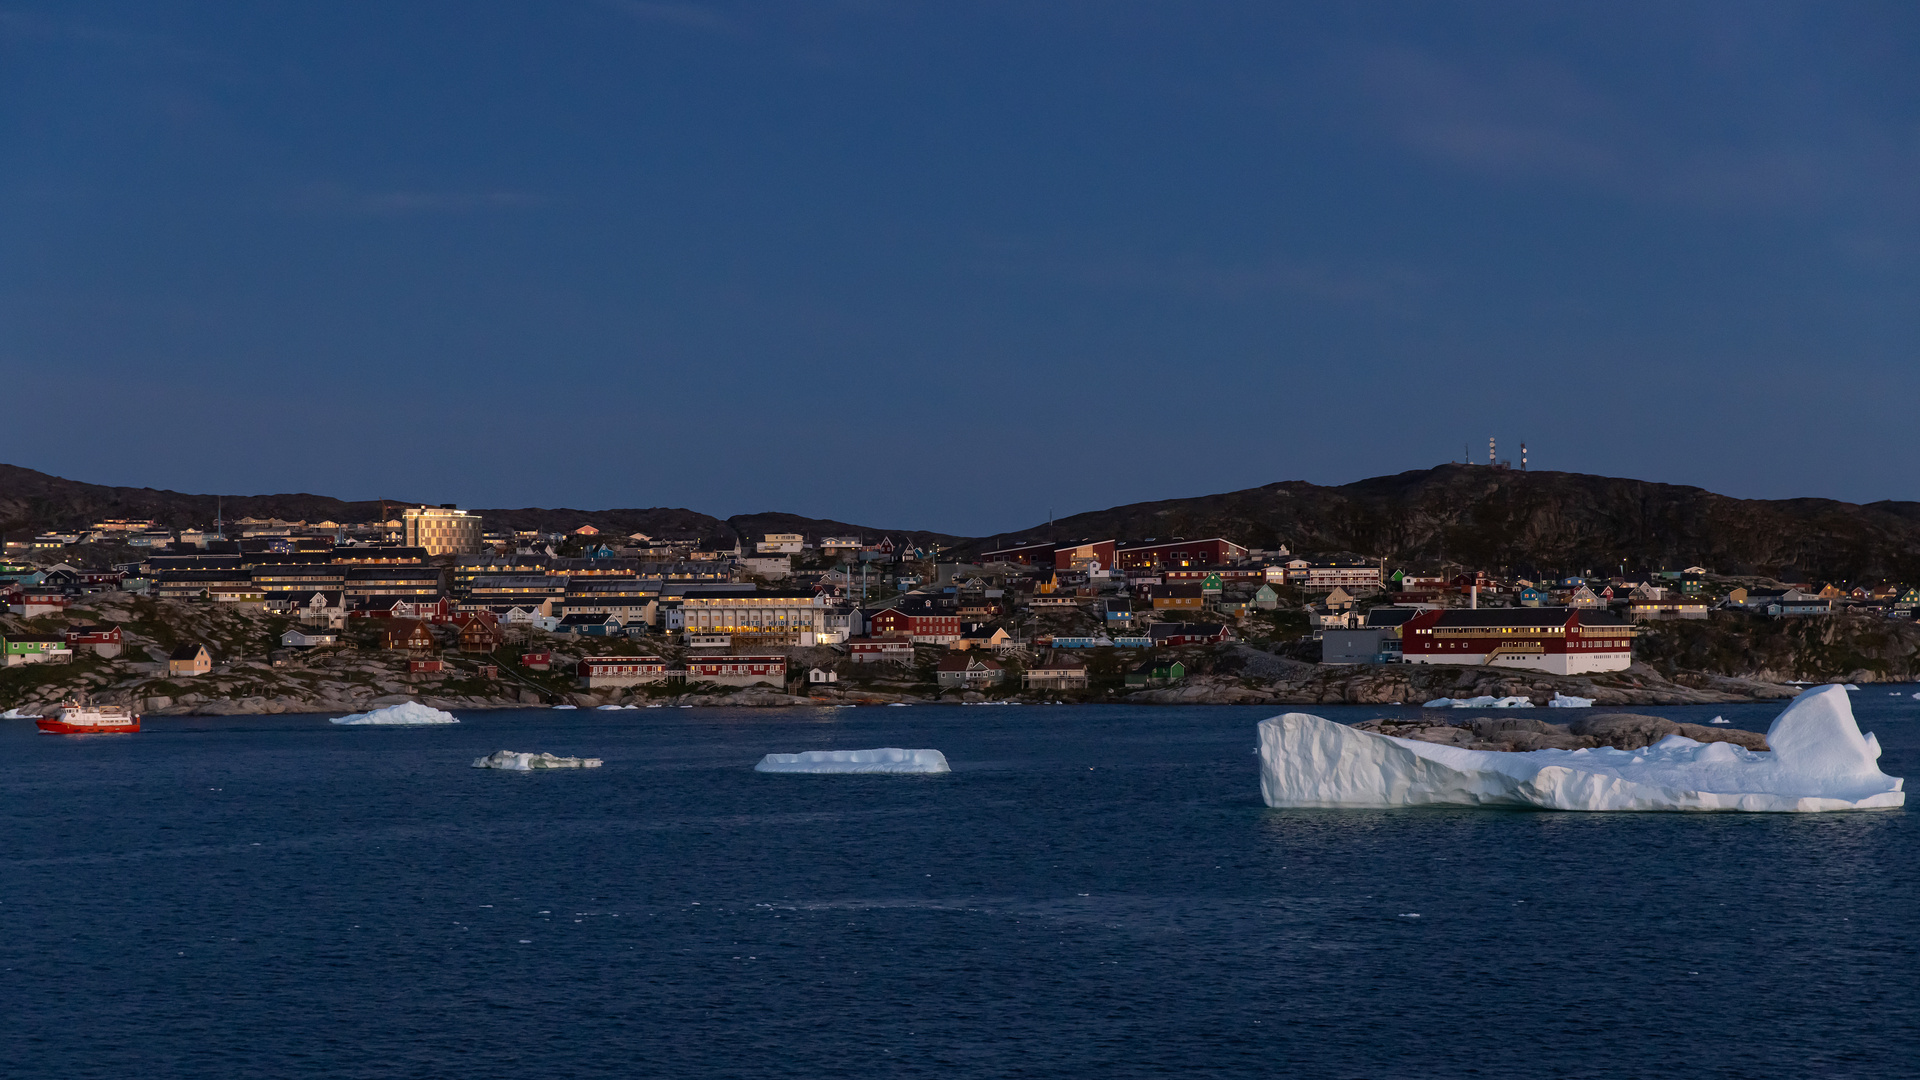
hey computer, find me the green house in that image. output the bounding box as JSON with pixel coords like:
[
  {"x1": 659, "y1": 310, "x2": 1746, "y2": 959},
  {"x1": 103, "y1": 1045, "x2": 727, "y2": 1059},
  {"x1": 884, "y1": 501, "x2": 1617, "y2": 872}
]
[
  {"x1": 1125, "y1": 659, "x2": 1187, "y2": 688},
  {"x1": 2, "y1": 635, "x2": 73, "y2": 666},
  {"x1": 1200, "y1": 572, "x2": 1223, "y2": 595}
]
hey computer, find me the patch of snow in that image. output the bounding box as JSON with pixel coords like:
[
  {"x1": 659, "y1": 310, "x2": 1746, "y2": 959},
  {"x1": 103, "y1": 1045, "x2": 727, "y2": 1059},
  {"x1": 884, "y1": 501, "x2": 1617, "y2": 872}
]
[
  {"x1": 329, "y1": 702, "x2": 459, "y2": 726},
  {"x1": 754, "y1": 748, "x2": 950, "y2": 775},
  {"x1": 472, "y1": 750, "x2": 603, "y2": 770},
  {"x1": 1258, "y1": 686, "x2": 1903, "y2": 812},
  {"x1": 1546, "y1": 693, "x2": 1594, "y2": 708},
  {"x1": 1421, "y1": 695, "x2": 1534, "y2": 709}
]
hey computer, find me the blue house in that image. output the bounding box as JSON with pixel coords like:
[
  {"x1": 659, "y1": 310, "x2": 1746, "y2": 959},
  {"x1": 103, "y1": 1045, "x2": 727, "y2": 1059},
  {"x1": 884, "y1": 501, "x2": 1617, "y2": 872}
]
[
  {"x1": 1518, "y1": 586, "x2": 1547, "y2": 607},
  {"x1": 555, "y1": 613, "x2": 623, "y2": 636}
]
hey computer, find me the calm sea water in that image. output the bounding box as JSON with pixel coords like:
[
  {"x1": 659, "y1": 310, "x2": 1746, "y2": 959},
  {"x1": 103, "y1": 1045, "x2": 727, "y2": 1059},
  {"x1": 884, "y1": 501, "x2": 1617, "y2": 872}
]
[{"x1": 5, "y1": 694, "x2": 1917, "y2": 1079}]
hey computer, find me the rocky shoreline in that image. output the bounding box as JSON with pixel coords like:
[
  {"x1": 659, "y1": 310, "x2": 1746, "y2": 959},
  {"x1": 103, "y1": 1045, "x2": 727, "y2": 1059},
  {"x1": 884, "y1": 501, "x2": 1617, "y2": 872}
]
[
  {"x1": 1351, "y1": 713, "x2": 1770, "y2": 753},
  {"x1": 1126, "y1": 651, "x2": 1807, "y2": 707},
  {"x1": 8, "y1": 666, "x2": 1817, "y2": 717}
]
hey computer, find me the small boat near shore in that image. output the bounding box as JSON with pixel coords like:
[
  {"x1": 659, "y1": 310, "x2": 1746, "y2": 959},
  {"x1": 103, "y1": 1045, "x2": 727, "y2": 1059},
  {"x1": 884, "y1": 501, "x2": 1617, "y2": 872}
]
[{"x1": 37, "y1": 699, "x2": 141, "y2": 735}]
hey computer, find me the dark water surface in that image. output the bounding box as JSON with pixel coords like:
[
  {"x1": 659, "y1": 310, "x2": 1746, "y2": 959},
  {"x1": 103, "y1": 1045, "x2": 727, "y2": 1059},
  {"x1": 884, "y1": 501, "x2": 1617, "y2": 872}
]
[{"x1": 5, "y1": 696, "x2": 1917, "y2": 1079}]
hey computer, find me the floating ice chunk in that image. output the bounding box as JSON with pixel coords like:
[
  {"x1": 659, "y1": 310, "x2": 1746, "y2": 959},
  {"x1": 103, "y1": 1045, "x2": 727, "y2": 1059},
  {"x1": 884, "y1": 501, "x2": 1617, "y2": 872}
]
[
  {"x1": 1710, "y1": 715, "x2": 1730, "y2": 724},
  {"x1": 1422, "y1": 695, "x2": 1534, "y2": 709},
  {"x1": 552, "y1": 704, "x2": 577, "y2": 710},
  {"x1": 754, "y1": 748, "x2": 950, "y2": 774},
  {"x1": 2, "y1": 707, "x2": 40, "y2": 719},
  {"x1": 329, "y1": 702, "x2": 459, "y2": 725},
  {"x1": 1258, "y1": 686, "x2": 1903, "y2": 812},
  {"x1": 472, "y1": 750, "x2": 603, "y2": 770},
  {"x1": 1547, "y1": 693, "x2": 1595, "y2": 708},
  {"x1": 1843, "y1": 683, "x2": 1860, "y2": 690}
]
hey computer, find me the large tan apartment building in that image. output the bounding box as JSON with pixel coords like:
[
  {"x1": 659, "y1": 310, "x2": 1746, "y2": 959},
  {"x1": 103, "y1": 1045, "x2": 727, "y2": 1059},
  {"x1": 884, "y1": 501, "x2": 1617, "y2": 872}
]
[{"x1": 402, "y1": 506, "x2": 484, "y2": 556}]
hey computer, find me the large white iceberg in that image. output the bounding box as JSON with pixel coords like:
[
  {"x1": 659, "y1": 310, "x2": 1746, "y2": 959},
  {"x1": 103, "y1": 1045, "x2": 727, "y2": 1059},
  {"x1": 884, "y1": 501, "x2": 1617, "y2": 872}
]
[
  {"x1": 329, "y1": 702, "x2": 460, "y2": 726},
  {"x1": 1259, "y1": 686, "x2": 1903, "y2": 812},
  {"x1": 1422, "y1": 695, "x2": 1534, "y2": 709},
  {"x1": 754, "y1": 748, "x2": 950, "y2": 774},
  {"x1": 472, "y1": 750, "x2": 603, "y2": 770}
]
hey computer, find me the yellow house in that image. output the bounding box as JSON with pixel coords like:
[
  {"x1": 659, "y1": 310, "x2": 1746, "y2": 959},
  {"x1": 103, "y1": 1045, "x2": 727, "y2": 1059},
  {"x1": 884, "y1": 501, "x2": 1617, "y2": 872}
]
[{"x1": 168, "y1": 644, "x2": 212, "y2": 677}]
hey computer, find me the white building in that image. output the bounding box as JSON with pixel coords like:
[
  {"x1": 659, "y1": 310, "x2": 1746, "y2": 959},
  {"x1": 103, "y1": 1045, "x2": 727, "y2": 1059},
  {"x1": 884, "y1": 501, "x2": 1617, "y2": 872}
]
[{"x1": 677, "y1": 589, "x2": 829, "y2": 646}]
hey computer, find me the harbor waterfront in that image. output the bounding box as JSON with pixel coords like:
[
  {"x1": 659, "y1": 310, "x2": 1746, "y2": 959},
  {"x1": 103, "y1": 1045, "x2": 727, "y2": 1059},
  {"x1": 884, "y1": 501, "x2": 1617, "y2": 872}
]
[{"x1": 7, "y1": 698, "x2": 1917, "y2": 1079}]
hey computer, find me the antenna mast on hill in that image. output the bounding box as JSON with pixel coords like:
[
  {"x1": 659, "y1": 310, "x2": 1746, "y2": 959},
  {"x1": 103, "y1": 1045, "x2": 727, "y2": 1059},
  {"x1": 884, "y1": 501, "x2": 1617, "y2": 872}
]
[
  {"x1": 1489, "y1": 437, "x2": 1496, "y2": 465},
  {"x1": 1521, "y1": 443, "x2": 1528, "y2": 471}
]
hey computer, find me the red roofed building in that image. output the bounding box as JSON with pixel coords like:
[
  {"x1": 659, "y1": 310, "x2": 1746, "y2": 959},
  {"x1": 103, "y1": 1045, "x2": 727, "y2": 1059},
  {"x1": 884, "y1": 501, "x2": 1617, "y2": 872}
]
[
  {"x1": 865, "y1": 601, "x2": 959, "y2": 645},
  {"x1": 578, "y1": 656, "x2": 670, "y2": 688},
  {"x1": 686, "y1": 655, "x2": 786, "y2": 687},
  {"x1": 64, "y1": 624, "x2": 124, "y2": 658},
  {"x1": 1400, "y1": 607, "x2": 1633, "y2": 675},
  {"x1": 848, "y1": 636, "x2": 913, "y2": 663},
  {"x1": 1116, "y1": 538, "x2": 1248, "y2": 570}
]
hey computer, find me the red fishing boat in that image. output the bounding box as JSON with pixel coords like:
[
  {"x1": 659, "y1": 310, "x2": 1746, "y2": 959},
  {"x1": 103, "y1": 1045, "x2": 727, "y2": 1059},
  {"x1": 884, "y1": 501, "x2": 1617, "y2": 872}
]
[{"x1": 36, "y1": 699, "x2": 141, "y2": 734}]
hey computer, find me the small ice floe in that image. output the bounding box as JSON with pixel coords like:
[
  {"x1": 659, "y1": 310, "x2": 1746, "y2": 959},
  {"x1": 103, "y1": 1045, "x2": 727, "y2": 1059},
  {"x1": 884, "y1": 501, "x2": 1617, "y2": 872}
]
[
  {"x1": 472, "y1": 750, "x2": 604, "y2": 770},
  {"x1": 886, "y1": 702, "x2": 912, "y2": 707},
  {"x1": 1421, "y1": 695, "x2": 1534, "y2": 709},
  {"x1": 1547, "y1": 693, "x2": 1595, "y2": 708},
  {"x1": 552, "y1": 704, "x2": 578, "y2": 710},
  {"x1": 2, "y1": 707, "x2": 41, "y2": 719},
  {"x1": 1843, "y1": 684, "x2": 1860, "y2": 691},
  {"x1": 754, "y1": 748, "x2": 950, "y2": 774},
  {"x1": 595, "y1": 704, "x2": 641, "y2": 711},
  {"x1": 330, "y1": 702, "x2": 459, "y2": 725}
]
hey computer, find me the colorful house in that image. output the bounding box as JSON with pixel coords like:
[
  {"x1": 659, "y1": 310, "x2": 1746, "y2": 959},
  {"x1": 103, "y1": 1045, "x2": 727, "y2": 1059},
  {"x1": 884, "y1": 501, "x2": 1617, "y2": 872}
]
[
  {"x1": 3, "y1": 635, "x2": 73, "y2": 666},
  {"x1": 168, "y1": 643, "x2": 213, "y2": 677},
  {"x1": 1125, "y1": 659, "x2": 1186, "y2": 687},
  {"x1": 1023, "y1": 652, "x2": 1088, "y2": 690},
  {"x1": 578, "y1": 656, "x2": 670, "y2": 688},
  {"x1": 936, "y1": 652, "x2": 1005, "y2": 689},
  {"x1": 63, "y1": 624, "x2": 124, "y2": 658}
]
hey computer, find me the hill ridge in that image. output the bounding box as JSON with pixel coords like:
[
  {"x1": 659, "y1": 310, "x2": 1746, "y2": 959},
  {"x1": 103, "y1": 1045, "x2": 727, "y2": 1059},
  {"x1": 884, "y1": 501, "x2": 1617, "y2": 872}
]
[{"x1": 6, "y1": 461, "x2": 1920, "y2": 580}]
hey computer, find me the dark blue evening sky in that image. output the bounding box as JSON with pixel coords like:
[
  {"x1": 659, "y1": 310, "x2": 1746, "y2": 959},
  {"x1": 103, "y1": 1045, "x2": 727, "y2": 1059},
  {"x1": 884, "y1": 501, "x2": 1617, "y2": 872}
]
[{"x1": 3, "y1": 2, "x2": 1915, "y2": 533}]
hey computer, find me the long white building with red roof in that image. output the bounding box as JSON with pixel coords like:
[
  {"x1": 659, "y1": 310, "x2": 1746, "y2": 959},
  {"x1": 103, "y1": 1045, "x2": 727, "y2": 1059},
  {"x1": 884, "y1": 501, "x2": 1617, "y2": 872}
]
[{"x1": 1399, "y1": 607, "x2": 1634, "y2": 675}]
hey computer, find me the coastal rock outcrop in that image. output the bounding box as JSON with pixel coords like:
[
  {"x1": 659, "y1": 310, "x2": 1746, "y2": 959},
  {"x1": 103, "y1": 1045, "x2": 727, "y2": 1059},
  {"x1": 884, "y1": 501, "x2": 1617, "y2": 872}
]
[{"x1": 1353, "y1": 713, "x2": 1769, "y2": 753}]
